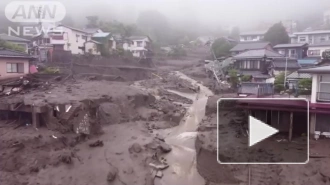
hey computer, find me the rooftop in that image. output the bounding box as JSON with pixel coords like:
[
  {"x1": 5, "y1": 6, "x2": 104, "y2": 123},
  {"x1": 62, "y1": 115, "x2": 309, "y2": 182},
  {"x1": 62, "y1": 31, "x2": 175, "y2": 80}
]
[
  {"x1": 128, "y1": 36, "x2": 149, "y2": 41},
  {"x1": 272, "y1": 58, "x2": 301, "y2": 69},
  {"x1": 240, "y1": 31, "x2": 267, "y2": 36},
  {"x1": 83, "y1": 28, "x2": 102, "y2": 34},
  {"x1": 233, "y1": 49, "x2": 283, "y2": 59},
  {"x1": 92, "y1": 32, "x2": 111, "y2": 38},
  {"x1": 0, "y1": 34, "x2": 30, "y2": 43},
  {"x1": 299, "y1": 65, "x2": 330, "y2": 74},
  {"x1": 293, "y1": 30, "x2": 330, "y2": 35},
  {"x1": 230, "y1": 42, "x2": 270, "y2": 52},
  {"x1": 273, "y1": 43, "x2": 308, "y2": 48},
  {"x1": 0, "y1": 49, "x2": 32, "y2": 58},
  {"x1": 286, "y1": 71, "x2": 311, "y2": 79}
]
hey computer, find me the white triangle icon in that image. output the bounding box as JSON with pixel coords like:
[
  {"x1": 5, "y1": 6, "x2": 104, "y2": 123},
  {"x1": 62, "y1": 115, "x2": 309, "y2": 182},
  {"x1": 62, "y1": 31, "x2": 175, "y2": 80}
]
[{"x1": 249, "y1": 116, "x2": 279, "y2": 147}]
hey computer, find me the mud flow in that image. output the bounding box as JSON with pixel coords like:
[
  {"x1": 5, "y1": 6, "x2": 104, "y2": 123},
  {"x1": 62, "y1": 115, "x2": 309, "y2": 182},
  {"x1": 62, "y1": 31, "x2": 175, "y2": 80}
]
[{"x1": 1, "y1": 48, "x2": 330, "y2": 185}]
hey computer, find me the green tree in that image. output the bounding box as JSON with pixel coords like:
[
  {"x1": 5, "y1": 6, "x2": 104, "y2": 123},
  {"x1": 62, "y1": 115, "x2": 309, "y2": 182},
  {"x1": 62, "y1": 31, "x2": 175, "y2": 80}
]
[
  {"x1": 228, "y1": 69, "x2": 239, "y2": 88},
  {"x1": 241, "y1": 75, "x2": 252, "y2": 82},
  {"x1": 0, "y1": 40, "x2": 25, "y2": 52},
  {"x1": 298, "y1": 78, "x2": 312, "y2": 95},
  {"x1": 322, "y1": 50, "x2": 330, "y2": 60},
  {"x1": 274, "y1": 72, "x2": 285, "y2": 92},
  {"x1": 211, "y1": 38, "x2": 235, "y2": 58},
  {"x1": 230, "y1": 27, "x2": 240, "y2": 41},
  {"x1": 264, "y1": 22, "x2": 290, "y2": 46}
]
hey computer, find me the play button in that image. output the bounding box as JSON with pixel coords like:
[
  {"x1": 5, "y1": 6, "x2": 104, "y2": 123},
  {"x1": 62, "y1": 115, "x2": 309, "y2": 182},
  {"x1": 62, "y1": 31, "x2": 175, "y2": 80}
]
[{"x1": 249, "y1": 116, "x2": 279, "y2": 147}]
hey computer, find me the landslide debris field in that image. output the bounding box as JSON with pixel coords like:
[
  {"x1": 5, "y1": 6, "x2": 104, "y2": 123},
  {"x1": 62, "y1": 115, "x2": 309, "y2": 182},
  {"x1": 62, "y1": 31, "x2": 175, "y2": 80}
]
[{"x1": 2, "y1": 54, "x2": 330, "y2": 185}]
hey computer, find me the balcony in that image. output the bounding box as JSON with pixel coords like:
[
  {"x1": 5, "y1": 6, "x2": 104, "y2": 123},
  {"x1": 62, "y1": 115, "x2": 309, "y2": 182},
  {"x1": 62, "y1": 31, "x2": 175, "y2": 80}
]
[{"x1": 317, "y1": 92, "x2": 330, "y2": 102}]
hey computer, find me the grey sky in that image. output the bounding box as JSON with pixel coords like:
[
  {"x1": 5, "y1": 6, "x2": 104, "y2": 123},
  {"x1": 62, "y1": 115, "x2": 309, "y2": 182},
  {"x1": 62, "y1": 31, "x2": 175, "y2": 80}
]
[{"x1": 1, "y1": 0, "x2": 330, "y2": 31}]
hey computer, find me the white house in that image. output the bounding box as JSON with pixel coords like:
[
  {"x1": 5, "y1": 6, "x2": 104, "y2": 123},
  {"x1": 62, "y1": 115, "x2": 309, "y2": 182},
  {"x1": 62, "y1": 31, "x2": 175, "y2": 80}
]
[
  {"x1": 239, "y1": 31, "x2": 267, "y2": 42},
  {"x1": 299, "y1": 66, "x2": 330, "y2": 135},
  {"x1": 123, "y1": 36, "x2": 151, "y2": 58},
  {"x1": 290, "y1": 30, "x2": 330, "y2": 44},
  {"x1": 307, "y1": 41, "x2": 330, "y2": 59}
]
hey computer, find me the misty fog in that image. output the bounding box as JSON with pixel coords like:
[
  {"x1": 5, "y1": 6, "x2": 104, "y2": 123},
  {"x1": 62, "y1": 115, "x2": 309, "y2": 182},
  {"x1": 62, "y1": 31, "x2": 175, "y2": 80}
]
[{"x1": 0, "y1": 0, "x2": 329, "y2": 36}]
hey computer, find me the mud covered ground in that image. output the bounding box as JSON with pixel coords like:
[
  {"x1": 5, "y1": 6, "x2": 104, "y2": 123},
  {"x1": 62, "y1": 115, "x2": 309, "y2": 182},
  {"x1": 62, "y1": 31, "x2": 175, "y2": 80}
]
[
  {"x1": 0, "y1": 63, "x2": 202, "y2": 185},
  {"x1": 196, "y1": 95, "x2": 330, "y2": 185}
]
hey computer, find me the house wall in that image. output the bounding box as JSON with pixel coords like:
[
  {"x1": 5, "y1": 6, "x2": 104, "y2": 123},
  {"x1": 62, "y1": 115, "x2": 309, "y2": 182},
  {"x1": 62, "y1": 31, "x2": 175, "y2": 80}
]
[
  {"x1": 311, "y1": 74, "x2": 319, "y2": 103},
  {"x1": 307, "y1": 46, "x2": 330, "y2": 58},
  {"x1": 296, "y1": 33, "x2": 330, "y2": 44},
  {"x1": 0, "y1": 58, "x2": 29, "y2": 79},
  {"x1": 274, "y1": 47, "x2": 305, "y2": 59},
  {"x1": 54, "y1": 26, "x2": 89, "y2": 55},
  {"x1": 85, "y1": 42, "x2": 101, "y2": 55},
  {"x1": 239, "y1": 35, "x2": 264, "y2": 42}
]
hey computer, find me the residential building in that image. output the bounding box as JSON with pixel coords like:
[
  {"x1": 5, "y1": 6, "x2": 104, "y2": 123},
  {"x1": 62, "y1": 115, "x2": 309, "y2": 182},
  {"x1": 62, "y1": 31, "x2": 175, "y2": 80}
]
[
  {"x1": 290, "y1": 30, "x2": 330, "y2": 44},
  {"x1": 307, "y1": 41, "x2": 330, "y2": 59},
  {"x1": 298, "y1": 57, "x2": 320, "y2": 68},
  {"x1": 91, "y1": 32, "x2": 116, "y2": 55},
  {"x1": 123, "y1": 36, "x2": 152, "y2": 58},
  {"x1": 230, "y1": 42, "x2": 272, "y2": 56},
  {"x1": 232, "y1": 49, "x2": 300, "y2": 82},
  {"x1": 273, "y1": 43, "x2": 308, "y2": 59},
  {"x1": 0, "y1": 34, "x2": 30, "y2": 53},
  {"x1": 239, "y1": 31, "x2": 267, "y2": 42},
  {"x1": 84, "y1": 40, "x2": 101, "y2": 55},
  {"x1": 285, "y1": 71, "x2": 311, "y2": 89},
  {"x1": 299, "y1": 66, "x2": 330, "y2": 135},
  {"x1": 0, "y1": 49, "x2": 33, "y2": 80}
]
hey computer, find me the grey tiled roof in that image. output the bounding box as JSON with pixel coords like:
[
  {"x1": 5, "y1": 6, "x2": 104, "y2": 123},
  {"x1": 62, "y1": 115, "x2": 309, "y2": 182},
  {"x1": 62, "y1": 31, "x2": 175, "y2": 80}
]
[
  {"x1": 233, "y1": 49, "x2": 283, "y2": 59},
  {"x1": 0, "y1": 49, "x2": 31, "y2": 58},
  {"x1": 286, "y1": 71, "x2": 311, "y2": 79},
  {"x1": 273, "y1": 43, "x2": 308, "y2": 48},
  {"x1": 0, "y1": 34, "x2": 30, "y2": 43},
  {"x1": 299, "y1": 65, "x2": 330, "y2": 73},
  {"x1": 230, "y1": 42, "x2": 270, "y2": 52},
  {"x1": 83, "y1": 28, "x2": 102, "y2": 34},
  {"x1": 272, "y1": 58, "x2": 301, "y2": 69},
  {"x1": 240, "y1": 31, "x2": 267, "y2": 36}
]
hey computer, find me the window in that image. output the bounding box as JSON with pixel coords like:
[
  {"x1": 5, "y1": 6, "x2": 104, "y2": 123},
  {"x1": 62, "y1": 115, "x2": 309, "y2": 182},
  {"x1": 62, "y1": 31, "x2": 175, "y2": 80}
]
[
  {"x1": 289, "y1": 49, "x2": 296, "y2": 57},
  {"x1": 321, "y1": 37, "x2": 326, "y2": 42},
  {"x1": 137, "y1": 41, "x2": 143, "y2": 47},
  {"x1": 299, "y1": 37, "x2": 306, "y2": 42},
  {"x1": 239, "y1": 60, "x2": 260, "y2": 69},
  {"x1": 6, "y1": 63, "x2": 24, "y2": 73},
  {"x1": 318, "y1": 75, "x2": 330, "y2": 101},
  {"x1": 82, "y1": 35, "x2": 87, "y2": 41},
  {"x1": 251, "y1": 36, "x2": 257, "y2": 40},
  {"x1": 308, "y1": 50, "x2": 321, "y2": 56}
]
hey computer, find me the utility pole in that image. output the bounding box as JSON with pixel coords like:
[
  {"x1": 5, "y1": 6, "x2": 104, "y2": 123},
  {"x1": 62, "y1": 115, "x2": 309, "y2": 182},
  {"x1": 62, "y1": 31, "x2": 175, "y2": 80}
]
[{"x1": 283, "y1": 57, "x2": 288, "y2": 87}]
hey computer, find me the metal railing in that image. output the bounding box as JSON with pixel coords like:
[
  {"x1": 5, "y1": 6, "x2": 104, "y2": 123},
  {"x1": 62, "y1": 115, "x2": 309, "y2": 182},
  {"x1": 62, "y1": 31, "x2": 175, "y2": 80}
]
[
  {"x1": 238, "y1": 82, "x2": 274, "y2": 97},
  {"x1": 317, "y1": 92, "x2": 330, "y2": 102}
]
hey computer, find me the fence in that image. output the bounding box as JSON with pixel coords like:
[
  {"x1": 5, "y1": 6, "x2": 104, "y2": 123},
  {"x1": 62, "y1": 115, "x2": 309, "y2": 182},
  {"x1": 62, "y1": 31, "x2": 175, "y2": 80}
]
[{"x1": 238, "y1": 82, "x2": 274, "y2": 97}]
